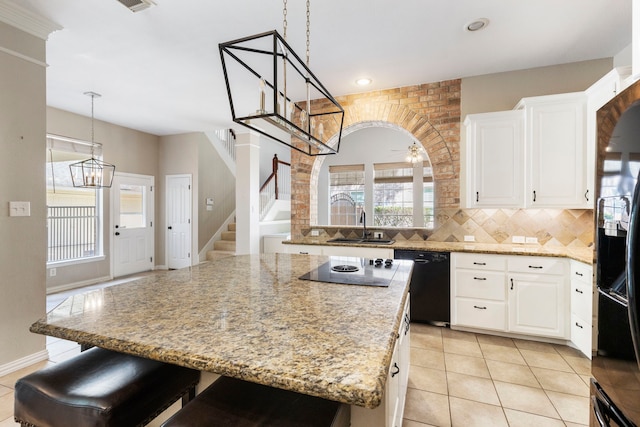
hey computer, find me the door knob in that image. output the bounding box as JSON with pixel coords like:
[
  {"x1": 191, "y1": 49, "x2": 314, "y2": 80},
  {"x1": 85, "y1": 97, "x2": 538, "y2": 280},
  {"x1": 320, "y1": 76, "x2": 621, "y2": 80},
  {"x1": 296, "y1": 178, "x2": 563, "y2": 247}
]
[
  {"x1": 115, "y1": 225, "x2": 119, "y2": 229},
  {"x1": 115, "y1": 232, "x2": 120, "y2": 236},
  {"x1": 168, "y1": 226, "x2": 172, "y2": 230}
]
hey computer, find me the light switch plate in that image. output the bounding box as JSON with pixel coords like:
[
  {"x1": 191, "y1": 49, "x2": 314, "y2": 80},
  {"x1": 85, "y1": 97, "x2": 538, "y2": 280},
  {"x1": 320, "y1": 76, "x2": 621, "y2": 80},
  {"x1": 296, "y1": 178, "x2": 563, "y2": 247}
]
[
  {"x1": 463, "y1": 235, "x2": 475, "y2": 242},
  {"x1": 310, "y1": 229, "x2": 320, "y2": 237},
  {"x1": 512, "y1": 236, "x2": 525, "y2": 244},
  {"x1": 9, "y1": 201, "x2": 30, "y2": 217},
  {"x1": 526, "y1": 237, "x2": 538, "y2": 244}
]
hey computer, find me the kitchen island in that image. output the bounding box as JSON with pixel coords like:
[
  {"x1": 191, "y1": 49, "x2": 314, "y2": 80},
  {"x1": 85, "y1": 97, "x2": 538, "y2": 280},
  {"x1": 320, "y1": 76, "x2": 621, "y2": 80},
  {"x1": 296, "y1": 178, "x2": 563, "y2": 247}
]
[{"x1": 30, "y1": 254, "x2": 412, "y2": 416}]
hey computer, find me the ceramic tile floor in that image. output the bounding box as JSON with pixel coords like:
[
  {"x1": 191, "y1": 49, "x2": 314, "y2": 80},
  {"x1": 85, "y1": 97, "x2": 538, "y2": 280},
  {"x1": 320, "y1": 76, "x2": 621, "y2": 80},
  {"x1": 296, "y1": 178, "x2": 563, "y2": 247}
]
[{"x1": 0, "y1": 276, "x2": 591, "y2": 426}]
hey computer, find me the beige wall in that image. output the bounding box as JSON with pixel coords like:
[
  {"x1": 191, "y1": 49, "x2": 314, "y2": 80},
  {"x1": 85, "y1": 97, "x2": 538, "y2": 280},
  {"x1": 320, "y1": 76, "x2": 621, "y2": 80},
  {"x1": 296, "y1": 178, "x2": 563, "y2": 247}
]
[
  {"x1": 0, "y1": 22, "x2": 48, "y2": 366},
  {"x1": 46, "y1": 107, "x2": 160, "y2": 290}
]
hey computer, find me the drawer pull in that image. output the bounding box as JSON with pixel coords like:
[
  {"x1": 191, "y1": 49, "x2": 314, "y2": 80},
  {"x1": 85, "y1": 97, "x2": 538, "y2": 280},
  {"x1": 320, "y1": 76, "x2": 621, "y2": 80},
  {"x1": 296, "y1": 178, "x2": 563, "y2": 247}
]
[
  {"x1": 473, "y1": 262, "x2": 486, "y2": 266},
  {"x1": 299, "y1": 251, "x2": 309, "y2": 255},
  {"x1": 391, "y1": 363, "x2": 400, "y2": 377},
  {"x1": 473, "y1": 305, "x2": 487, "y2": 310},
  {"x1": 510, "y1": 278, "x2": 514, "y2": 290},
  {"x1": 473, "y1": 277, "x2": 487, "y2": 281},
  {"x1": 575, "y1": 322, "x2": 584, "y2": 329},
  {"x1": 575, "y1": 288, "x2": 584, "y2": 294},
  {"x1": 528, "y1": 265, "x2": 543, "y2": 269}
]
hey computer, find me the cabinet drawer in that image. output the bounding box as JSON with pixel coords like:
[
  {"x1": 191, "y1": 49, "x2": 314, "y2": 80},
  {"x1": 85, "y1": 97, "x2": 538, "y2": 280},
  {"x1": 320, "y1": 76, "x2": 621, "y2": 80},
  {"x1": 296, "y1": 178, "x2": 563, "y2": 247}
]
[
  {"x1": 453, "y1": 253, "x2": 505, "y2": 271},
  {"x1": 571, "y1": 280, "x2": 592, "y2": 322},
  {"x1": 455, "y1": 271, "x2": 505, "y2": 300},
  {"x1": 454, "y1": 299, "x2": 506, "y2": 331},
  {"x1": 571, "y1": 313, "x2": 592, "y2": 358},
  {"x1": 507, "y1": 256, "x2": 566, "y2": 275},
  {"x1": 570, "y1": 261, "x2": 593, "y2": 285}
]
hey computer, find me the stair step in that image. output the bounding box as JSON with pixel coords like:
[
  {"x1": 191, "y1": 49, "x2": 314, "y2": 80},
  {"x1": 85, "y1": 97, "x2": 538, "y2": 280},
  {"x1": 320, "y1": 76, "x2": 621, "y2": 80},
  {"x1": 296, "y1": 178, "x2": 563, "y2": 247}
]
[
  {"x1": 221, "y1": 231, "x2": 236, "y2": 241},
  {"x1": 206, "y1": 250, "x2": 235, "y2": 261},
  {"x1": 227, "y1": 223, "x2": 236, "y2": 232},
  {"x1": 214, "y1": 240, "x2": 236, "y2": 252}
]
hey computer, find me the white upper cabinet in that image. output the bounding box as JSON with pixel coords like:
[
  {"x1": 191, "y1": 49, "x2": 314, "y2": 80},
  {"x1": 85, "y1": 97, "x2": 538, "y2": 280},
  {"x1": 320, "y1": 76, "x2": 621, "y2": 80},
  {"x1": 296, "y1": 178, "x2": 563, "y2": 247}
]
[
  {"x1": 516, "y1": 92, "x2": 588, "y2": 208},
  {"x1": 464, "y1": 111, "x2": 524, "y2": 208}
]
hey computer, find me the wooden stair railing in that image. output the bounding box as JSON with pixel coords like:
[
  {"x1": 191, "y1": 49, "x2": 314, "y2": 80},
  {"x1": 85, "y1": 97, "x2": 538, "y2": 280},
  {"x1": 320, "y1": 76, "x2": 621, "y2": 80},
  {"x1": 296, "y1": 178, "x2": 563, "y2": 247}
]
[{"x1": 259, "y1": 154, "x2": 291, "y2": 220}]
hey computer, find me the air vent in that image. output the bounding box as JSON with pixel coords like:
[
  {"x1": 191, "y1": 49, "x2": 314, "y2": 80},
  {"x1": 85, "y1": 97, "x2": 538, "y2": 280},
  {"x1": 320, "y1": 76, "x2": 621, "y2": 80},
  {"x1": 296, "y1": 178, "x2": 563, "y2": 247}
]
[{"x1": 116, "y1": 0, "x2": 155, "y2": 12}]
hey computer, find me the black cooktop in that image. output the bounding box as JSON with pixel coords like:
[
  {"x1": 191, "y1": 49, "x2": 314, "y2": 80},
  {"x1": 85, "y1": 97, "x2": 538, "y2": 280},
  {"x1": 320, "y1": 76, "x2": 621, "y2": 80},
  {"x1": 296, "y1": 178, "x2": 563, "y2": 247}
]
[{"x1": 298, "y1": 257, "x2": 399, "y2": 287}]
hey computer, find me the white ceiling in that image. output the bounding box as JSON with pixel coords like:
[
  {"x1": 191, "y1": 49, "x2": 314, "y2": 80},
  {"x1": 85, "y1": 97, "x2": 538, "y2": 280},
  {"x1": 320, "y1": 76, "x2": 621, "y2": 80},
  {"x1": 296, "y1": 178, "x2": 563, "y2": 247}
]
[{"x1": 17, "y1": 0, "x2": 633, "y2": 136}]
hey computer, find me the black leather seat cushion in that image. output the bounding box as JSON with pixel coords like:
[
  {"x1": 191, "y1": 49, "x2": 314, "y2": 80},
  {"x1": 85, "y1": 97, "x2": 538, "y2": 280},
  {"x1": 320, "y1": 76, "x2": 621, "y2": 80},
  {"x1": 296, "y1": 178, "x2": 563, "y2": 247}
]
[
  {"x1": 161, "y1": 376, "x2": 342, "y2": 427},
  {"x1": 15, "y1": 347, "x2": 200, "y2": 427}
]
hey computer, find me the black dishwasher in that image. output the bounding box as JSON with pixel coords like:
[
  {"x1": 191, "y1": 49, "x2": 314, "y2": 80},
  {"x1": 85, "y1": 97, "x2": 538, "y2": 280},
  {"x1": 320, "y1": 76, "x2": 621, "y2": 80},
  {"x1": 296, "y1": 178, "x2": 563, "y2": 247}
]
[{"x1": 394, "y1": 250, "x2": 450, "y2": 326}]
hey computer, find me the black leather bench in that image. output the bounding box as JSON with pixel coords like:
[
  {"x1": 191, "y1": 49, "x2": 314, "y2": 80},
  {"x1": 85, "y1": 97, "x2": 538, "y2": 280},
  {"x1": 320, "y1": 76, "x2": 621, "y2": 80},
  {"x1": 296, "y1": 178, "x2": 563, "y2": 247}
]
[
  {"x1": 14, "y1": 347, "x2": 200, "y2": 427},
  {"x1": 160, "y1": 375, "x2": 349, "y2": 427}
]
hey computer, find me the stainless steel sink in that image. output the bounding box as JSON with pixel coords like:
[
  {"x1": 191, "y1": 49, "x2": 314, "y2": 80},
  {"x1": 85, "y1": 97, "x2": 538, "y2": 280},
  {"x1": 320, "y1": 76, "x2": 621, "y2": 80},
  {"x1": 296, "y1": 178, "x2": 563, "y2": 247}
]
[{"x1": 326, "y1": 238, "x2": 395, "y2": 245}]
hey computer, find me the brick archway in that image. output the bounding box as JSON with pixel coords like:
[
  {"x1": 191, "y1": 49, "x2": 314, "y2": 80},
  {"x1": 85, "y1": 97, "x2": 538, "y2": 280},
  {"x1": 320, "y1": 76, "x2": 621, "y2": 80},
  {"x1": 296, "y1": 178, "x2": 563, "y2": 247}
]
[{"x1": 290, "y1": 81, "x2": 461, "y2": 239}]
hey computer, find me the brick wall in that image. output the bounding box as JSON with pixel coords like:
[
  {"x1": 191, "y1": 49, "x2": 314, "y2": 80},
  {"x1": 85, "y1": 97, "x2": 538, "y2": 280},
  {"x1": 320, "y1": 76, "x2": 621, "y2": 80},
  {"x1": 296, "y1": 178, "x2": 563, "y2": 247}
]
[{"x1": 291, "y1": 80, "x2": 461, "y2": 239}]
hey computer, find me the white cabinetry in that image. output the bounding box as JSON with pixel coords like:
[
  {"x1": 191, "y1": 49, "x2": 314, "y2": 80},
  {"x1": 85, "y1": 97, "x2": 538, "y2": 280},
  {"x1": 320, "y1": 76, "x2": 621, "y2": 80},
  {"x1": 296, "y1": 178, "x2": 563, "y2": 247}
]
[
  {"x1": 452, "y1": 253, "x2": 573, "y2": 341},
  {"x1": 284, "y1": 244, "x2": 323, "y2": 255},
  {"x1": 464, "y1": 111, "x2": 524, "y2": 208},
  {"x1": 352, "y1": 296, "x2": 410, "y2": 427},
  {"x1": 569, "y1": 260, "x2": 593, "y2": 358},
  {"x1": 507, "y1": 256, "x2": 568, "y2": 339},
  {"x1": 283, "y1": 244, "x2": 393, "y2": 259},
  {"x1": 516, "y1": 92, "x2": 588, "y2": 208}
]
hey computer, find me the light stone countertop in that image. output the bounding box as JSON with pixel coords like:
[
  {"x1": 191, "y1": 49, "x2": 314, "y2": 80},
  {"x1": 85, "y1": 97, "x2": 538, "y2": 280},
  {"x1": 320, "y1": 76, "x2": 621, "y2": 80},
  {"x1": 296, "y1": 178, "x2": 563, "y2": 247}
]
[
  {"x1": 284, "y1": 239, "x2": 594, "y2": 264},
  {"x1": 30, "y1": 254, "x2": 412, "y2": 409}
]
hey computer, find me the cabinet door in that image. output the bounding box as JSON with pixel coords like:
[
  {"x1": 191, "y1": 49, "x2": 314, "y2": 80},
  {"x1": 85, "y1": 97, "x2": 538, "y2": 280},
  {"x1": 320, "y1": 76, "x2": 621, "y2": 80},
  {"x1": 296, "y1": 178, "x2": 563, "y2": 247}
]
[
  {"x1": 508, "y1": 273, "x2": 567, "y2": 338},
  {"x1": 465, "y1": 111, "x2": 524, "y2": 208},
  {"x1": 523, "y1": 94, "x2": 588, "y2": 208}
]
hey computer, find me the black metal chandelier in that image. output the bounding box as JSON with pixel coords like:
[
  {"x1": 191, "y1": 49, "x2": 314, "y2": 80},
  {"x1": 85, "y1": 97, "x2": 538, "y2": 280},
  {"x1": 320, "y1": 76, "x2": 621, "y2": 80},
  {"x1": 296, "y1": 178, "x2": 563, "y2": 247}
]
[
  {"x1": 69, "y1": 92, "x2": 115, "y2": 188},
  {"x1": 218, "y1": 1, "x2": 344, "y2": 156}
]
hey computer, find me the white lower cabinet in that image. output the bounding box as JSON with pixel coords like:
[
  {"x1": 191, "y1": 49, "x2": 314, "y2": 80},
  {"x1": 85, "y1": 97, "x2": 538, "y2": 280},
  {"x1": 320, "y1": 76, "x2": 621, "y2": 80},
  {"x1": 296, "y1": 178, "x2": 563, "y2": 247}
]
[
  {"x1": 569, "y1": 260, "x2": 594, "y2": 358},
  {"x1": 452, "y1": 253, "x2": 582, "y2": 344},
  {"x1": 283, "y1": 244, "x2": 393, "y2": 259}
]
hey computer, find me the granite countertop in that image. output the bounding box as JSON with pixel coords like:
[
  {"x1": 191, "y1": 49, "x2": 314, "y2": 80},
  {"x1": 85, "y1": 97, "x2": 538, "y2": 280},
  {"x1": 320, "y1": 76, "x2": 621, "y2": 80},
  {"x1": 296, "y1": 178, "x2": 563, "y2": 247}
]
[
  {"x1": 284, "y1": 239, "x2": 594, "y2": 264},
  {"x1": 30, "y1": 254, "x2": 412, "y2": 409}
]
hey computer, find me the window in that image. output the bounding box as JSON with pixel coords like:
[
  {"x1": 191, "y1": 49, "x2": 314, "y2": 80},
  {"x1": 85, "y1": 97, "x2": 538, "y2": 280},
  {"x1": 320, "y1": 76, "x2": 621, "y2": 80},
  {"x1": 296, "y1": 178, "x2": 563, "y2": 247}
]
[
  {"x1": 46, "y1": 135, "x2": 104, "y2": 264},
  {"x1": 329, "y1": 164, "x2": 364, "y2": 225},
  {"x1": 373, "y1": 163, "x2": 414, "y2": 227}
]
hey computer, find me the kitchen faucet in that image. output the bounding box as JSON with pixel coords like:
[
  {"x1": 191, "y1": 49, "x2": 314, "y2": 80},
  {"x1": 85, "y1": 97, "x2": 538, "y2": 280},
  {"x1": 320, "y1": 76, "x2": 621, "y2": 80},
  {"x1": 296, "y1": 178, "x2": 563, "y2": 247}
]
[{"x1": 360, "y1": 210, "x2": 371, "y2": 239}]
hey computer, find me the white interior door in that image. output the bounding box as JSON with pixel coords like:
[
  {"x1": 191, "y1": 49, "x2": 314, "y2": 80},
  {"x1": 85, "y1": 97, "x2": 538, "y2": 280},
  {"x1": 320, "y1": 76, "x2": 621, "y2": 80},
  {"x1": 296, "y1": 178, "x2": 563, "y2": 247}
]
[
  {"x1": 166, "y1": 174, "x2": 192, "y2": 270},
  {"x1": 111, "y1": 173, "x2": 154, "y2": 277}
]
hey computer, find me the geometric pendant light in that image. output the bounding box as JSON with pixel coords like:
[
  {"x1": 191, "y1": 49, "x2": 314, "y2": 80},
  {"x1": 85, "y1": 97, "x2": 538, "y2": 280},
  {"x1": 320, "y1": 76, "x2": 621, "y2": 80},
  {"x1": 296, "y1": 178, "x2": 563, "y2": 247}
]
[{"x1": 69, "y1": 92, "x2": 115, "y2": 188}]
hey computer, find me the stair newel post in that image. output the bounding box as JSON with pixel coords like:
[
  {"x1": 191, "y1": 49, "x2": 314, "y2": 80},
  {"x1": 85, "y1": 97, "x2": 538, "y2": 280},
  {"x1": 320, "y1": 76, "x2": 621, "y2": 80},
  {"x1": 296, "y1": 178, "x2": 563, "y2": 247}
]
[{"x1": 273, "y1": 154, "x2": 279, "y2": 200}]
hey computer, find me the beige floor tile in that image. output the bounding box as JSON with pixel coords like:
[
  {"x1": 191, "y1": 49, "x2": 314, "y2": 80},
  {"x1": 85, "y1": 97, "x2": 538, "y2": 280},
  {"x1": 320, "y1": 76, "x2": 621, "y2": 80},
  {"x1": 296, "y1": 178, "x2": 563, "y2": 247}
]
[
  {"x1": 411, "y1": 324, "x2": 443, "y2": 337},
  {"x1": 408, "y1": 366, "x2": 448, "y2": 394},
  {"x1": 402, "y1": 419, "x2": 437, "y2": 427},
  {"x1": 411, "y1": 334, "x2": 443, "y2": 351},
  {"x1": 444, "y1": 353, "x2": 490, "y2": 378},
  {"x1": 564, "y1": 422, "x2": 588, "y2": 427},
  {"x1": 480, "y1": 343, "x2": 527, "y2": 365},
  {"x1": 404, "y1": 388, "x2": 451, "y2": 427},
  {"x1": 519, "y1": 349, "x2": 573, "y2": 372},
  {"x1": 513, "y1": 339, "x2": 558, "y2": 354},
  {"x1": 503, "y1": 408, "x2": 565, "y2": 427},
  {"x1": 580, "y1": 375, "x2": 591, "y2": 387},
  {"x1": 446, "y1": 371, "x2": 500, "y2": 406},
  {"x1": 531, "y1": 367, "x2": 589, "y2": 397},
  {"x1": 441, "y1": 328, "x2": 478, "y2": 342},
  {"x1": 486, "y1": 360, "x2": 540, "y2": 388},
  {"x1": 443, "y1": 338, "x2": 483, "y2": 358},
  {"x1": 0, "y1": 387, "x2": 10, "y2": 399},
  {"x1": 0, "y1": 417, "x2": 20, "y2": 427},
  {"x1": 0, "y1": 361, "x2": 51, "y2": 389},
  {"x1": 562, "y1": 355, "x2": 592, "y2": 376},
  {"x1": 546, "y1": 391, "x2": 590, "y2": 425},
  {"x1": 494, "y1": 381, "x2": 560, "y2": 419},
  {"x1": 0, "y1": 392, "x2": 14, "y2": 423},
  {"x1": 476, "y1": 333, "x2": 516, "y2": 348},
  {"x1": 553, "y1": 344, "x2": 585, "y2": 359},
  {"x1": 449, "y1": 396, "x2": 508, "y2": 427},
  {"x1": 411, "y1": 347, "x2": 445, "y2": 370}
]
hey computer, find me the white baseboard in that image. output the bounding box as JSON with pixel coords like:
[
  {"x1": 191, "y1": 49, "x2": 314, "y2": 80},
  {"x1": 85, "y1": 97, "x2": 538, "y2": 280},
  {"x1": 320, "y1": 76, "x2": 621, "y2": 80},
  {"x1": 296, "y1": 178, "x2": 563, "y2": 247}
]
[
  {"x1": 154, "y1": 264, "x2": 168, "y2": 270},
  {"x1": 46, "y1": 275, "x2": 112, "y2": 295},
  {"x1": 0, "y1": 350, "x2": 49, "y2": 377}
]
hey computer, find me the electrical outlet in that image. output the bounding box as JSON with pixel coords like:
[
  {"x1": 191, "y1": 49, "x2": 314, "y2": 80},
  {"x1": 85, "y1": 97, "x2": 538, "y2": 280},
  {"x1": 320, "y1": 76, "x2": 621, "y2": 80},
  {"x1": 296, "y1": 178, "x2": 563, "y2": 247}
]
[
  {"x1": 374, "y1": 231, "x2": 384, "y2": 239},
  {"x1": 463, "y1": 235, "x2": 475, "y2": 242},
  {"x1": 310, "y1": 229, "x2": 320, "y2": 237},
  {"x1": 512, "y1": 236, "x2": 525, "y2": 244},
  {"x1": 49, "y1": 268, "x2": 56, "y2": 277},
  {"x1": 526, "y1": 237, "x2": 538, "y2": 244}
]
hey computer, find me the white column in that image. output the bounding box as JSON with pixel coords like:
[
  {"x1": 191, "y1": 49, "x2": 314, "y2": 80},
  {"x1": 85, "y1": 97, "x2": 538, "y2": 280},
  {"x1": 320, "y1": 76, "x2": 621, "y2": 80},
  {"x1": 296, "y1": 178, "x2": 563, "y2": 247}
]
[
  {"x1": 235, "y1": 132, "x2": 261, "y2": 255},
  {"x1": 634, "y1": 0, "x2": 640, "y2": 80}
]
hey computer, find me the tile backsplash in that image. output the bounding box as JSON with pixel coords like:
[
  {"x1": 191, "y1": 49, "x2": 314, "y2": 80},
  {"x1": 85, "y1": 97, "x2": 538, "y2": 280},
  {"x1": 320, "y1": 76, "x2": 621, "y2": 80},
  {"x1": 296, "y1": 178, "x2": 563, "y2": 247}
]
[{"x1": 301, "y1": 208, "x2": 594, "y2": 248}]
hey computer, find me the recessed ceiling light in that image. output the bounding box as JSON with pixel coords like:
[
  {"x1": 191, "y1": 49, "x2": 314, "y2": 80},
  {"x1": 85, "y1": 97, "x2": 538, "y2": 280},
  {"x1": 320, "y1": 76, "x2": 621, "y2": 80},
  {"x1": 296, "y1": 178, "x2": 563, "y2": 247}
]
[
  {"x1": 356, "y1": 78, "x2": 372, "y2": 86},
  {"x1": 465, "y1": 18, "x2": 489, "y2": 32}
]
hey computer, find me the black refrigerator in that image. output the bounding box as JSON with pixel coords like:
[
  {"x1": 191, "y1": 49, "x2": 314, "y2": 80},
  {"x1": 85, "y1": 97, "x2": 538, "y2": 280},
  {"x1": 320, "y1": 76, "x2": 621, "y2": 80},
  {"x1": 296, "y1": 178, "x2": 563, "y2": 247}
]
[{"x1": 592, "y1": 95, "x2": 640, "y2": 426}]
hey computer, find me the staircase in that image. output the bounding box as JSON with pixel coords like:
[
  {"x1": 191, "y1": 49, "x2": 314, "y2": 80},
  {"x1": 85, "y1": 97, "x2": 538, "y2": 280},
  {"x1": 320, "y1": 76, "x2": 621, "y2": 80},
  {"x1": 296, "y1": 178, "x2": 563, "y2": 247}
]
[{"x1": 206, "y1": 222, "x2": 236, "y2": 261}]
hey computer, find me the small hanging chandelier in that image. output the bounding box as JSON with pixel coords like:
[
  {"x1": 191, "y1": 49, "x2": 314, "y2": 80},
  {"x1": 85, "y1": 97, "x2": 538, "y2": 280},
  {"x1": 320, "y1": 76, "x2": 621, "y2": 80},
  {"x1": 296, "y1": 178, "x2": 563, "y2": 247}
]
[
  {"x1": 219, "y1": 0, "x2": 344, "y2": 156},
  {"x1": 406, "y1": 142, "x2": 425, "y2": 164},
  {"x1": 69, "y1": 92, "x2": 115, "y2": 188}
]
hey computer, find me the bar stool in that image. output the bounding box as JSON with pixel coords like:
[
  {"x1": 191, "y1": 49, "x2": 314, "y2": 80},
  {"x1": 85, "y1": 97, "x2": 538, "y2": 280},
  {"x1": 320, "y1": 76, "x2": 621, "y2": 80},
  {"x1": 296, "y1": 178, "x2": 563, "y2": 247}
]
[{"x1": 14, "y1": 347, "x2": 200, "y2": 427}]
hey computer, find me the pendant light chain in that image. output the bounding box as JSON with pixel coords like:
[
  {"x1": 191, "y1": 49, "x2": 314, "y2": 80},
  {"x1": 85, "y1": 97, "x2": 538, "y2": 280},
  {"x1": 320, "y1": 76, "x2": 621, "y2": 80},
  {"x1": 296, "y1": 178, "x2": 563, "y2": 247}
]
[
  {"x1": 306, "y1": 0, "x2": 310, "y2": 67},
  {"x1": 283, "y1": 0, "x2": 287, "y2": 40},
  {"x1": 90, "y1": 94, "x2": 95, "y2": 158}
]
